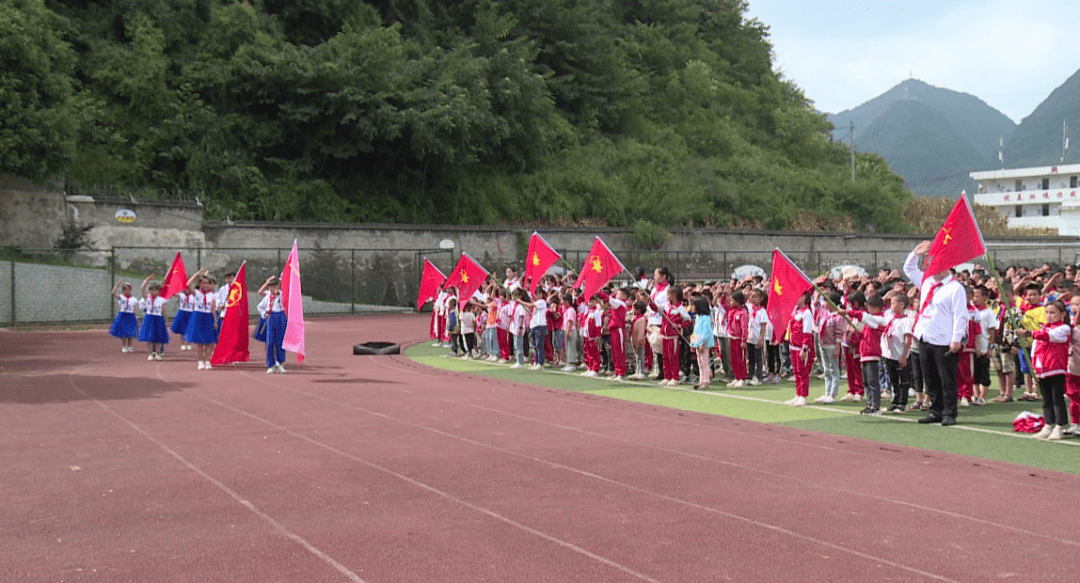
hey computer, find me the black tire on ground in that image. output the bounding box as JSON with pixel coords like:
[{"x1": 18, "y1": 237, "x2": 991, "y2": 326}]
[{"x1": 353, "y1": 342, "x2": 401, "y2": 355}]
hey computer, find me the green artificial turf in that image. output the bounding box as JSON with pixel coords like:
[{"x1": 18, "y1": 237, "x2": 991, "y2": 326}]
[{"x1": 406, "y1": 342, "x2": 1080, "y2": 476}]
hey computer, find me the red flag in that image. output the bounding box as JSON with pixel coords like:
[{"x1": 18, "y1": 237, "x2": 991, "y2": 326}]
[
  {"x1": 766, "y1": 248, "x2": 814, "y2": 334},
  {"x1": 921, "y1": 194, "x2": 987, "y2": 282},
  {"x1": 210, "y1": 262, "x2": 250, "y2": 366},
  {"x1": 417, "y1": 258, "x2": 447, "y2": 311},
  {"x1": 281, "y1": 240, "x2": 305, "y2": 365},
  {"x1": 443, "y1": 252, "x2": 489, "y2": 305},
  {"x1": 159, "y1": 252, "x2": 188, "y2": 300},
  {"x1": 524, "y1": 232, "x2": 561, "y2": 294},
  {"x1": 573, "y1": 237, "x2": 625, "y2": 300}
]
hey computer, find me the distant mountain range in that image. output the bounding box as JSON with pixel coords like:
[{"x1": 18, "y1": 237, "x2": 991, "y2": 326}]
[{"x1": 825, "y1": 71, "x2": 1080, "y2": 197}]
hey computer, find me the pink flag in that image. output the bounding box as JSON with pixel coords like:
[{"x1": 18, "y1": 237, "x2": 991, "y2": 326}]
[{"x1": 281, "y1": 240, "x2": 306, "y2": 365}]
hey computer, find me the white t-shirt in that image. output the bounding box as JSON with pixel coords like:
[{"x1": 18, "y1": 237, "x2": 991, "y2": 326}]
[
  {"x1": 529, "y1": 299, "x2": 548, "y2": 329},
  {"x1": 562, "y1": 306, "x2": 577, "y2": 332},
  {"x1": 747, "y1": 305, "x2": 768, "y2": 344},
  {"x1": 977, "y1": 306, "x2": 998, "y2": 354},
  {"x1": 880, "y1": 312, "x2": 912, "y2": 360},
  {"x1": 509, "y1": 303, "x2": 527, "y2": 336},
  {"x1": 117, "y1": 295, "x2": 138, "y2": 313},
  {"x1": 461, "y1": 311, "x2": 477, "y2": 334},
  {"x1": 139, "y1": 295, "x2": 168, "y2": 316}
]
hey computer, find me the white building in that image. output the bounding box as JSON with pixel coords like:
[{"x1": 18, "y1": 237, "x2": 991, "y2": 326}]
[{"x1": 971, "y1": 163, "x2": 1080, "y2": 235}]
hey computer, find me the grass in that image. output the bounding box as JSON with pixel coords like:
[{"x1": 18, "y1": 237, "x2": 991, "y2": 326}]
[{"x1": 405, "y1": 342, "x2": 1080, "y2": 476}]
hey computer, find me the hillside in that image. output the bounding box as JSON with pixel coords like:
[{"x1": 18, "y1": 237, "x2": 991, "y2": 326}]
[
  {"x1": 0, "y1": 0, "x2": 914, "y2": 233},
  {"x1": 826, "y1": 79, "x2": 1016, "y2": 196},
  {"x1": 1002, "y1": 67, "x2": 1080, "y2": 168}
]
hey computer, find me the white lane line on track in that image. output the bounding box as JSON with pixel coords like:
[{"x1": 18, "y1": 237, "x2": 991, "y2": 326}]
[
  {"x1": 65, "y1": 369, "x2": 370, "y2": 583},
  {"x1": 234, "y1": 368, "x2": 965, "y2": 583},
  {"x1": 387, "y1": 351, "x2": 1080, "y2": 494},
  {"x1": 192, "y1": 376, "x2": 665, "y2": 583}
]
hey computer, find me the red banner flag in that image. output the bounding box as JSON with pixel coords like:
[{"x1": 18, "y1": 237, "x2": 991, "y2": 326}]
[
  {"x1": 281, "y1": 240, "x2": 306, "y2": 365},
  {"x1": 921, "y1": 194, "x2": 987, "y2": 282},
  {"x1": 210, "y1": 261, "x2": 250, "y2": 366},
  {"x1": 524, "y1": 232, "x2": 562, "y2": 294},
  {"x1": 573, "y1": 237, "x2": 626, "y2": 300},
  {"x1": 417, "y1": 258, "x2": 447, "y2": 311},
  {"x1": 159, "y1": 252, "x2": 188, "y2": 300},
  {"x1": 766, "y1": 248, "x2": 814, "y2": 334},
  {"x1": 443, "y1": 252, "x2": 489, "y2": 305}
]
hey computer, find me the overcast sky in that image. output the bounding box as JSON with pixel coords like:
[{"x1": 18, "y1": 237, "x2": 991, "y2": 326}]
[{"x1": 745, "y1": 0, "x2": 1080, "y2": 123}]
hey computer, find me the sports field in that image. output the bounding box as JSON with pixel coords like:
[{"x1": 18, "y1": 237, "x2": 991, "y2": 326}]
[{"x1": 2, "y1": 313, "x2": 1077, "y2": 583}]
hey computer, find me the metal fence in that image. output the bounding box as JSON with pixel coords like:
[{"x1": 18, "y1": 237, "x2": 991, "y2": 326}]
[{"x1": 1, "y1": 242, "x2": 1077, "y2": 325}]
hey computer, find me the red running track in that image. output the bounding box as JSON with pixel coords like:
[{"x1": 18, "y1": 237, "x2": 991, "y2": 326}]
[{"x1": 2, "y1": 314, "x2": 1078, "y2": 582}]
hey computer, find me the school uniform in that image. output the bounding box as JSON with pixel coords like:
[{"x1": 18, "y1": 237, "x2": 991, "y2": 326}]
[
  {"x1": 253, "y1": 291, "x2": 269, "y2": 343},
  {"x1": 659, "y1": 303, "x2": 689, "y2": 381},
  {"x1": 184, "y1": 290, "x2": 219, "y2": 345},
  {"x1": 600, "y1": 293, "x2": 629, "y2": 377},
  {"x1": 788, "y1": 306, "x2": 815, "y2": 398},
  {"x1": 727, "y1": 306, "x2": 749, "y2": 381},
  {"x1": 496, "y1": 301, "x2": 512, "y2": 360},
  {"x1": 1031, "y1": 320, "x2": 1070, "y2": 428},
  {"x1": 170, "y1": 291, "x2": 193, "y2": 336},
  {"x1": 109, "y1": 295, "x2": 140, "y2": 339},
  {"x1": 881, "y1": 311, "x2": 913, "y2": 409},
  {"x1": 137, "y1": 295, "x2": 170, "y2": 345},
  {"x1": 848, "y1": 309, "x2": 887, "y2": 411},
  {"x1": 957, "y1": 304, "x2": 981, "y2": 402}
]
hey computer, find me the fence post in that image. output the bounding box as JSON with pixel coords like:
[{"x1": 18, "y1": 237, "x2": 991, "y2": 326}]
[
  {"x1": 10, "y1": 260, "x2": 15, "y2": 326},
  {"x1": 197, "y1": 247, "x2": 202, "y2": 271},
  {"x1": 351, "y1": 249, "x2": 356, "y2": 315},
  {"x1": 110, "y1": 247, "x2": 117, "y2": 320}
]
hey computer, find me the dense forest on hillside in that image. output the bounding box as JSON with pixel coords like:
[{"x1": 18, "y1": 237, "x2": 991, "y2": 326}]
[{"x1": 3, "y1": 0, "x2": 915, "y2": 231}]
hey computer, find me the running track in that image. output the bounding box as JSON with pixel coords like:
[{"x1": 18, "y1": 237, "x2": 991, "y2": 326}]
[{"x1": 2, "y1": 314, "x2": 1077, "y2": 582}]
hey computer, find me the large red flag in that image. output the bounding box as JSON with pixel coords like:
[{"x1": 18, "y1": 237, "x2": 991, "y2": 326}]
[
  {"x1": 417, "y1": 258, "x2": 447, "y2": 311},
  {"x1": 524, "y1": 232, "x2": 561, "y2": 294},
  {"x1": 281, "y1": 240, "x2": 305, "y2": 365},
  {"x1": 210, "y1": 261, "x2": 250, "y2": 366},
  {"x1": 443, "y1": 252, "x2": 489, "y2": 305},
  {"x1": 766, "y1": 248, "x2": 814, "y2": 334},
  {"x1": 573, "y1": 237, "x2": 626, "y2": 300},
  {"x1": 921, "y1": 193, "x2": 987, "y2": 282},
  {"x1": 159, "y1": 252, "x2": 188, "y2": 300}
]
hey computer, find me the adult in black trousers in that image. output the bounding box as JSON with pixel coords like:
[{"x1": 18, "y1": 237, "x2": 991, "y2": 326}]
[{"x1": 903, "y1": 241, "x2": 969, "y2": 426}]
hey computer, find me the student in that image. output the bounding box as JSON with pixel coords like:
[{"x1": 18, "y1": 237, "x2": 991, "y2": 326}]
[
  {"x1": 460, "y1": 302, "x2": 478, "y2": 359},
  {"x1": 109, "y1": 279, "x2": 140, "y2": 353},
  {"x1": 252, "y1": 276, "x2": 275, "y2": 345},
  {"x1": 182, "y1": 269, "x2": 218, "y2": 370},
  {"x1": 446, "y1": 297, "x2": 462, "y2": 356},
  {"x1": 580, "y1": 296, "x2": 603, "y2": 377},
  {"x1": 690, "y1": 296, "x2": 715, "y2": 390},
  {"x1": 972, "y1": 285, "x2": 998, "y2": 406},
  {"x1": 957, "y1": 287, "x2": 981, "y2": 408},
  {"x1": 482, "y1": 289, "x2": 502, "y2": 362},
  {"x1": 650, "y1": 285, "x2": 689, "y2": 386},
  {"x1": 497, "y1": 292, "x2": 513, "y2": 361},
  {"x1": 1017, "y1": 300, "x2": 1070, "y2": 440},
  {"x1": 712, "y1": 292, "x2": 731, "y2": 382},
  {"x1": 1066, "y1": 308, "x2": 1080, "y2": 436},
  {"x1": 882, "y1": 294, "x2": 913, "y2": 413},
  {"x1": 516, "y1": 290, "x2": 548, "y2": 370},
  {"x1": 647, "y1": 267, "x2": 673, "y2": 380},
  {"x1": 170, "y1": 286, "x2": 195, "y2": 351},
  {"x1": 258, "y1": 277, "x2": 288, "y2": 373},
  {"x1": 508, "y1": 290, "x2": 528, "y2": 369},
  {"x1": 215, "y1": 272, "x2": 234, "y2": 331},
  {"x1": 560, "y1": 293, "x2": 579, "y2": 372},
  {"x1": 726, "y1": 291, "x2": 749, "y2": 388},
  {"x1": 137, "y1": 274, "x2": 169, "y2": 360},
  {"x1": 598, "y1": 289, "x2": 630, "y2": 381},
  {"x1": 815, "y1": 292, "x2": 844, "y2": 404},
  {"x1": 844, "y1": 293, "x2": 887, "y2": 415},
  {"x1": 785, "y1": 291, "x2": 815, "y2": 406},
  {"x1": 746, "y1": 289, "x2": 768, "y2": 385},
  {"x1": 434, "y1": 286, "x2": 450, "y2": 347},
  {"x1": 630, "y1": 301, "x2": 648, "y2": 379},
  {"x1": 1017, "y1": 283, "x2": 1044, "y2": 401}
]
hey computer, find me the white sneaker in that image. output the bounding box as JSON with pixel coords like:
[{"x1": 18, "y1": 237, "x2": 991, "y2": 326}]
[
  {"x1": 748, "y1": 378, "x2": 761, "y2": 386},
  {"x1": 611, "y1": 376, "x2": 624, "y2": 382},
  {"x1": 783, "y1": 397, "x2": 798, "y2": 405},
  {"x1": 1065, "y1": 424, "x2": 1080, "y2": 435},
  {"x1": 839, "y1": 393, "x2": 855, "y2": 402},
  {"x1": 276, "y1": 364, "x2": 286, "y2": 373},
  {"x1": 629, "y1": 373, "x2": 645, "y2": 380},
  {"x1": 560, "y1": 365, "x2": 575, "y2": 372},
  {"x1": 974, "y1": 397, "x2": 987, "y2": 406},
  {"x1": 819, "y1": 395, "x2": 836, "y2": 404},
  {"x1": 731, "y1": 380, "x2": 745, "y2": 388},
  {"x1": 959, "y1": 398, "x2": 970, "y2": 407},
  {"x1": 442, "y1": 343, "x2": 450, "y2": 348},
  {"x1": 1047, "y1": 425, "x2": 1065, "y2": 441},
  {"x1": 793, "y1": 396, "x2": 807, "y2": 407},
  {"x1": 197, "y1": 361, "x2": 206, "y2": 370},
  {"x1": 432, "y1": 342, "x2": 441, "y2": 347},
  {"x1": 509, "y1": 363, "x2": 524, "y2": 369},
  {"x1": 462, "y1": 355, "x2": 472, "y2": 360},
  {"x1": 852, "y1": 394, "x2": 863, "y2": 402},
  {"x1": 1032, "y1": 425, "x2": 1053, "y2": 440},
  {"x1": 267, "y1": 367, "x2": 276, "y2": 374},
  {"x1": 204, "y1": 361, "x2": 212, "y2": 370},
  {"x1": 148, "y1": 354, "x2": 156, "y2": 361},
  {"x1": 908, "y1": 388, "x2": 917, "y2": 398}
]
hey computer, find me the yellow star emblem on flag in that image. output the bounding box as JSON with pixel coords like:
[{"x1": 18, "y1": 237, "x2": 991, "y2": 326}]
[
  {"x1": 773, "y1": 279, "x2": 783, "y2": 295},
  {"x1": 589, "y1": 256, "x2": 603, "y2": 273},
  {"x1": 227, "y1": 282, "x2": 242, "y2": 307},
  {"x1": 942, "y1": 227, "x2": 952, "y2": 246},
  {"x1": 460, "y1": 270, "x2": 469, "y2": 283},
  {"x1": 532, "y1": 252, "x2": 540, "y2": 266}
]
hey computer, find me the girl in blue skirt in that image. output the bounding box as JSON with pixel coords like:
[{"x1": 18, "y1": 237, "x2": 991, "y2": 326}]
[
  {"x1": 182, "y1": 269, "x2": 219, "y2": 370},
  {"x1": 109, "y1": 279, "x2": 140, "y2": 353},
  {"x1": 138, "y1": 273, "x2": 170, "y2": 360},
  {"x1": 170, "y1": 288, "x2": 194, "y2": 351},
  {"x1": 258, "y1": 277, "x2": 288, "y2": 373},
  {"x1": 252, "y1": 275, "x2": 276, "y2": 345}
]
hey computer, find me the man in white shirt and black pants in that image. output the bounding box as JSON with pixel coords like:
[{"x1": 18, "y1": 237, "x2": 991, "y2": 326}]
[{"x1": 904, "y1": 241, "x2": 969, "y2": 426}]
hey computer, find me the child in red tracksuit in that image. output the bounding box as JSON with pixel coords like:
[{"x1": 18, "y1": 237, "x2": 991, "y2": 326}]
[
  {"x1": 786, "y1": 291, "x2": 815, "y2": 407},
  {"x1": 649, "y1": 285, "x2": 688, "y2": 386},
  {"x1": 957, "y1": 288, "x2": 981, "y2": 407},
  {"x1": 1018, "y1": 300, "x2": 1071, "y2": 440},
  {"x1": 840, "y1": 292, "x2": 866, "y2": 402},
  {"x1": 845, "y1": 292, "x2": 887, "y2": 415},
  {"x1": 599, "y1": 289, "x2": 630, "y2": 381},
  {"x1": 1066, "y1": 310, "x2": 1080, "y2": 436},
  {"x1": 580, "y1": 296, "x2": 603, "y2": 377},
  {"x1": 726, "y1": 290, "x2": 749, "y2": 387}
]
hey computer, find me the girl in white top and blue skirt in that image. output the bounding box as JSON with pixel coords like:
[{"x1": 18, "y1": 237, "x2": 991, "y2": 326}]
[
  {"x1": 109, "y1": 279, "x2": 140, "y2": 353},
  {"x1": 138, "y1": 273, "x2": 170, "y2": 360},
  {"x1": 170, "y1": 289, "x2": 195, "y2": 351},
  {"x1": 182, "y1": 269, "x2": 219, "y2": 370},
  {"x1": 252, "y1": 276, "x2": 276, "y2": 344},
  {"x1": 258, "y1": 277, "x2": 288, "y2": 373}
]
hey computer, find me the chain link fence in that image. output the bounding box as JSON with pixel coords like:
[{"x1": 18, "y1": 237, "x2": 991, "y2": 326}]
[{"x1": 1, "y1": 242, "x2": 1076, "y2": 326}]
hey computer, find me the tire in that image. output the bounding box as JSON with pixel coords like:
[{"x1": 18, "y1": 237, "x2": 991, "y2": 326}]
[{"x1": 353, "y1": 341, "x2": 401, "y2": 355}]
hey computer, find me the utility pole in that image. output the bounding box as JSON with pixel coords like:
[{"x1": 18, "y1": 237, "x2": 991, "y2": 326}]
[
  {"x1": 850, "y1": 121, "x2": 855, "y2": 181},
  {"x1": 1064, "y1": 120, "x2": 1070, "y2": 164}
]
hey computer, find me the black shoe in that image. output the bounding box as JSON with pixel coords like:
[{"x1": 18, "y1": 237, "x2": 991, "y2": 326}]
[
  {"x1": 941, "y1": 416, "x2": 956, "y2": 426},
  {"x1": 886, "y1": 405, "x2": 899, "y2": 412},
  {"x1": 918, "y1": 414, "x2": 942, "y2": 424},
  {"x1": 858, "y1": 406, "x2": 874, "y2": 415}
]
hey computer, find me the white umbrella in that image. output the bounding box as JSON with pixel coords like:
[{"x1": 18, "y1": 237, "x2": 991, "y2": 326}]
[{"x1": 731, "y1": 264, "x2": 766, "y2": 280}]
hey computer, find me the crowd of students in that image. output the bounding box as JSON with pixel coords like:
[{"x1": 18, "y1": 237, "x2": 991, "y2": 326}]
[
  {"x1": 428, "y1": 256, "x2": 1080, "y2": 441},
  {"x1": 107, "y1": 270, "x2": 289, "y2": 373}
]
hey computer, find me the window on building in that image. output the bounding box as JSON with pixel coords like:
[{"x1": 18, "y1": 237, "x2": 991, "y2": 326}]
[
  {"x1": 1042, "y1": 203, "x2": 1050, "y2": 216},
  {"x1": 1042, "y1": 178, "x2": 1050, "y2": 190},
  {"x1": 1072, "y1": 176, "x2": 1077, "y2": 188},
  {"x1": 1015, "y1": 205, "x2": 1022, "y2": 218},
  {"x1": 1016, "y1": 179, "x2": 1023, "y2": 191}
]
